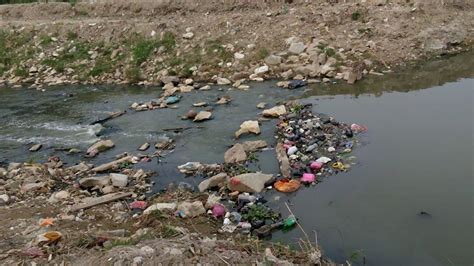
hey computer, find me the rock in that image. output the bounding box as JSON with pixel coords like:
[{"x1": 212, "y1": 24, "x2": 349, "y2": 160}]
[
  {"x1": 216, "y1": 96, "x2": 231, "y2": 104},
  {"x1": 224, "y1": 144, "x2": 247, "y2": 164},
  {"x1": 144, "y1": 203, "x2": 177, "y2": 214},
  {"x1": 228, "y1": 173, "x2": 274, "y2": 193},
  {"x1": 288, "y1": 42, "x2": 306, "y2": 54},
  {"x1": 102, "y1": 186, "x2": 114, "y2": 194},
  {"x1": 254, "y1": 65, "x2": 269, "y2": 75},
  {"x1": 138, "y1": 143, "x2": 150, "y2": 151},
  {"x1": 241, "y1": 140, "x2": 268, "y2": 152},
  {"x1": 235, "y1": 120, "x2": 260, "y2": 138},
  {"x1": 256, "y1": 102, "x2": 267, "y2": 109},
  {"x1": 21, "y1": 182, "x2": 46, "y2": 193},
  {"x1": 110, "y1": 173, "x2": 128, "y2": 187},
  {"x1": 165, "y1": 96, "x2": 180, "y2": 104},
  {"x1": 186, "y1": 110, "x2": 198, "y2": 119},
  {"x1": 193, "y1": 102, "x2": 207, "y2": 107},
  {"x1": 29, "y1": 66, "x2": 38, "y2": 73},
  {"x1": 54, "y1": 190, "x2": 70, "y2": 200},
  {"x1": 198, "y1": 173, "x2": 228, "y2": 192},
  {"x1": 179, "y1": 85, "x2": 194, "y2": 93},
  {"x1": 176, "y1": 201, "x2": 206, "y2": 218},
  {"x1": 161, "y1": 76, "x2": 179, "y2": 84},
  {"x1": 264, "y1": 55, "x2": 282, "y2": 65},
  {"x1": 199, "y1": 85, "x2": 211, "y2": 90},
  {"x1": 262, "y1": 105, "x2": 286, "y2": 118},
  {"x1": 0, "y1": 194, "x2": 9, "y2": 204},
  {"x1": 182, "y1": 32, "x2": 194, "y2": 39},
  {"x1": 234, "y1": 52, "x2": 245, "y2": 60},
  {"x1": 193, "y1": 111, "x2": 212, "y2": 122},
  {"x1": 87, "y1": 140, "x2": 114, "y2": 156},
  {"x1": 29, "y1": 144, "x2": 42, "y2": 152},
  {"x1": 79, "y1": 176, "x2": 110, "y2": 188},
  {"x1": 216, "y1": 77, "x2": 231, "y2": 85},
  {"x1": 237, "y1": 85, "x2": 249, "y2": 90}
]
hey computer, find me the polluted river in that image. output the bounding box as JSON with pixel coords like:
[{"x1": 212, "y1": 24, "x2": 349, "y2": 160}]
[{"x1": 0, "y1": 52, "x2": 473, "y2": 265}]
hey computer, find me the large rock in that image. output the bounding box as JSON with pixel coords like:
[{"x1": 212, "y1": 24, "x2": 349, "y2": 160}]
[
  {"x1": 87, "y1": 140, "x2": 114, "y2": 156},
  {"x1": 224, "y1": 144, "x2": 247, "y2": 164},
  {"x1": 79, "y1": 176, "x2": 110, "y2": 188},
  {"x1": 21, "y1": 182, "x2": 46, "y2": 193},
  {"x1": 216, "y1": 77, "x2": 231, "y2": 85},
  {"x1": 264, "y1": 55, "x2": 282, "y2": 65},
  {"x1": 241, "y1": 140, "x2": 268, "y2": 152},
  {"x1": 193, "y1": 111, "x2": 212, "y2": 122},
  {"x1": 176, "y1": 201, "x2": 206, "y2": 218},
  {"x1": 235, "y1": 120, "x2": 260, "y2": 138},
  {"x1": 288, "y1": 42, "x2": 306, "y2": 54},
  {"x1": 262, "y1": 105, "x2": 287, "y2": 118},
  {"x1": 254, "y1": 65, "x2": 269, "y2": 75},
  {"x1": 29, "y1": 144, "x2": 42, "y2": 152},
  {"x1": 198, "y1": 173, "x2": 228, "y2": 192},
  {"x1": 228, "y1": 173, "x2": 274, "y2": 193},
  {"x1": 110, "y1": 173, "x2": 128, "y2": 187}
]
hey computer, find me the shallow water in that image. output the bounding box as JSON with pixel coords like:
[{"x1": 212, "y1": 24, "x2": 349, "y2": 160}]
[{"x1": 0, "y1": 52, "x2": 472, "y2": 265}]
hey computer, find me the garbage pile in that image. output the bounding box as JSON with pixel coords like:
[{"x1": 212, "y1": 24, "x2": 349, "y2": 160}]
[{"x1": 274, "y1": 102, "x2": 367, "y2": 188}]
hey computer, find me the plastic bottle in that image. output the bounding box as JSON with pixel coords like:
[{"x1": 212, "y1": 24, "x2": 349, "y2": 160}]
[{"x1": 282, "y1": 215, "x2": 297, "y2": 229}]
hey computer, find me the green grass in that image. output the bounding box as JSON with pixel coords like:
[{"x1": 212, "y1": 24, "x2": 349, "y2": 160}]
[
  {"x1": 351, "y1": 10, "x2": 362, "y2": 21},
  {"x1": 206, "y1": 39, "x2": 232, "y2": 62},
  {"x1": 131, "y1": 32, "x2": 175, "y2": 66},
  {"x1": 89, "y1": 58, "x2": 112, "y2": 77},
  {"x1": 14, "y1": 66, "x2": 28, "y2": 77},
  {"x1": 42, "y1": 41, "x2": 90, "y2": 72},
  {"x1": 66, "y1": 30, "x2": 78, "y2": 40},
  {"x1": 257, "y1": 47, "x2": 269, "y2": 60},
  {"x1": 40, "y1": 35, "x2": 53, "y2": 46},
  {"x1": 324, "y1": 47, "x2": 336, "y2": 57}
]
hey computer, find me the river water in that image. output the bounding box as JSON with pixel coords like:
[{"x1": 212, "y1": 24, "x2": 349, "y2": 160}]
[{"x1": 0, "y1": 52, "x2": 472, "y2": 265}]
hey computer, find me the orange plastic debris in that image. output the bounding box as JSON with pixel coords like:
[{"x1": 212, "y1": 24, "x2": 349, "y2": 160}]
[
  {"x1": 44, "y1": 231, "x2": 62, "y2": 242},
  {"x1": 274, "y1": 179, "x2": 301, "y2": 193},
  {"x1": 39, "y1": 218, "x2": 55, "y2": 228}
]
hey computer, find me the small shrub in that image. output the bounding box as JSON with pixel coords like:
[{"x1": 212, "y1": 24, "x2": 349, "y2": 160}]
[
  {"x1": 324, "y1": 47, "x2": 336, "y2": 57},
  {"x1": 66, "y1": 30, "x2": 78, "y2": 40},
  {"x1": 132, "y1": 39, "x2": 158, "y2": 65},
  {"x1": 351, "y1": 10, "x2": 362, "y2": 21},
  {"x1": 14, "y1": 66, "x2": 28, "y2": 77},
  {"x1": 40, "y1": 35, "x2": 53, "y2": 46},
  {"x1": 125, "y1": 66, "x2": 142, "y2": 83},
  {"x1": 257, "y1": 47, "x2": 269, "y2": 60},
  {"x1": 89, "y1": 58, "x2": 112, "y2": 77}
]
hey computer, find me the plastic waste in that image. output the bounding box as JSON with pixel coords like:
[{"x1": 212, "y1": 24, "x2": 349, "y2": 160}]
[
  {"x1": 332, "y1": 162, "x2": 347, "y2": 171},
  {"x1": 274, "y1": 179, "x2": 301, "y2": 193},
  {"x1": 287, "y1": 146, "x2": 298, "y2": 155},
  {"x1": 316, "y1": 156, "x2": 332, "y2": 164},
  {"x1": 252, "y1": 221, "x2": 283, "y2": 238},
  {"x1": 310, "y1": 161, "x2": 323, "y2": 170},
  {"x1": 130, "y1": 201, "x2": 147, "y2": 210},
  {"x1": 212, "y1": 204, "x2": 226, "y2": 218},
  {"x1": 229, "y1": 212, "x2": 242, "y2": 223},
  {"x1": 39, "y1": 217, "x2": 55, "y2": 228},
  {"x1": 288, "y1": 80, "x2": 307, "y2": 89},
  {"x1": 350, "y1": 123, "x2": 368, "y2": 132},
  {"x1": 300, "y1": 173, "x2": 316, "y2": 184},
  {"x1": 282, "y1": 215, "x2": 297, "y2": 229}
]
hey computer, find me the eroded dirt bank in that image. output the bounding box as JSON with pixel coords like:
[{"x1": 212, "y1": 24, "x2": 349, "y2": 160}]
[{"x1": 0, "y1": 0, "x2": 472, "y2": 88}]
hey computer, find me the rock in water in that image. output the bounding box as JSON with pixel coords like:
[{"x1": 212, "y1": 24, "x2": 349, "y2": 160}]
[
  {"x1": 193, "y1": 111, "x2": 212, "y2": 122},
  {"x1": 176, "y1": 201, "x2": 206, "y2": 218},
  {"x1": 235, "y1": 120, "x2": 260, "y2": 138},
  {"x1": 241, "y1": 140, "x2": 268, "y2": 152},
  {"x1": 198, "y1": 173, "x2": 228, "y2": 192},
  {"x1": 262, "y1": 105, "x2": 287, "y2": 118},
  {"x1": 224, "y1": 143, "x2": 247, "y2": 163},
  {"x1": 216, "y1": 77, "x2": 231, "y2": 85},
  {"x1": 138, "y1": 143, "x2": 150, "y2": 151},
  {"x1": 227, "y1": 173, "x2": 274, "y2": 193},
  {"x1": 87, "y1": 140, "x2": 114, "y2": 156},
  {"x1": 29, "y1": 144, "x2": 42, "y2": 152},
  {"x1": 110, "y1": 173, "x2": 128, "y2": 187}
]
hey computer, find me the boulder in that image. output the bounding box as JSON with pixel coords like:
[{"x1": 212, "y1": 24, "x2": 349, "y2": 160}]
[
  {"x1": 264, "y1": 55, "x2": 282, "y2": 65},
  {"x1": 254, "y1": 65, "x2": 269, "y2": 75},
  {"x1": 79, "y1": 176, "x2": 110, "y2": 188},
  {"x1": 138, "y1": 143, "x2": 150, "y2": 151},
  {"x1": 87, "y1": 140, "x2": 114, "y2": 156},
  {"x1": 176, "y1": 201, "x2": 206, "y2": 218},
  {"x1": 21, "y1": 182, "x2": 46, "y2": 193},
  {"x1": 110, "y1": 173, "x2": 128, "y2": 187},
  {"x1": 193, "y1": 111, "x2": 212, "y2": 122},
  {"x1": 288, "y1": 42, "x2": 306, "y2": 54},
  {"x1": 241, "y1": 140, "x2": 268, "y2": 152},
  {"x1": 198, "y1": 173, "x2": 228, "y2": 192},
  {"x1": 216, "y1": 77, "x2": 231, "y2": 85},
  {"x1": 262, "y1": 105, "x2": 287, "y2": 118},
  {"x1": 224, "y1": 144, "x2": 247, "y2": 164},
  {"x1": 228, "y1": 173, "x2": 274, "y2": 193},
  {"x1": 256, "y1": 102, "x2": 267, "y2": 109},
  {"x1": 235, "y1": 120, "x2": 260, "y2": 138}
]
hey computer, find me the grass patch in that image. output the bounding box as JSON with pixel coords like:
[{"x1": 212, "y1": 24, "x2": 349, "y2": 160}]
[
  {"x1": 125, "y1": 66, "x2": 142, "y2": 83},
  {"x1": 40, "y1": 35, "x2": 53, "y2": 46},
  {"x1": 66, "y1": 30, "x2": 78, "y2": 40},
  {"x1": 160, "y1": 225, "x2": 180, "y2": 238},
  {"x1": 242, "y1": 204, "x2": 279, "y2": 222},
  {"x1": 89, "y1": 58, "x2": 112, "y2": 77},
  {"x1": 41, "y1": 42, "x2": 90, "y2": 72},
  {"x1": 324, "y1": 47, "x2": 336, "y2": 57},
  {"x1": 131, "y1": 32, "x2": 176, "y2": 66},
  {"x1": 14, "y1": 66, "x2": 28, "y2": 77},
  {"x1": 351, "y1": 10, "x2": 362, "y2": 21},
  {"x1": 206, "y1": 39, "x2": 232, "y2": 62},
  {"x1": 257, "y1": 47, "x2": 269, "y2": 60}
]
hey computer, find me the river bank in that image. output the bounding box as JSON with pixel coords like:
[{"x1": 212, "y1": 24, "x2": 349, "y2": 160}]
[{"x1": 0, "y1": 0, "x2": 473, "y2": 88}]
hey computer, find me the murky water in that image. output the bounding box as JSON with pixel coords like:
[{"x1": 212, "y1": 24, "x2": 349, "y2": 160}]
[{"x1": 0, "y1": 52, "x2": 472, "y2": 265}]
